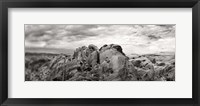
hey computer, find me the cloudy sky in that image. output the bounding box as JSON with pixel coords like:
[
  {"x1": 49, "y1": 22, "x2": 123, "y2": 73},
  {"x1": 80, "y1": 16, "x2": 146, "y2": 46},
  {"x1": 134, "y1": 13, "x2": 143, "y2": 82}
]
[{"x1": 25, "y1": 24, "x2": 175, "y2": 55}]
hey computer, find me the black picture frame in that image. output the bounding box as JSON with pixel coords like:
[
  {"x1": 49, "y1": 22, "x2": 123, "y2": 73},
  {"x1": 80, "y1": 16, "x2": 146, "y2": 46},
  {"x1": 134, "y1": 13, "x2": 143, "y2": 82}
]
[{"x1": 0, "y1": 0, "x2": 199, "y2": 106}]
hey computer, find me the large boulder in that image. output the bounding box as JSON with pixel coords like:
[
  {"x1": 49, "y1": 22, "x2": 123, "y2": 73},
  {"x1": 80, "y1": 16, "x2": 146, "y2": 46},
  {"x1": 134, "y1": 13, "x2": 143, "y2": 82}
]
[
  {"x1": 88, "y1": 44, "x2": 98, "y2": 51},
  {"x1": 99, "y1": 44, "x2": 125, "y2": 55},
  {"x1": 112, "y1": 44, "x2": 125, "y2": 55},
  {"x1": 130, "y1": 56, "x2": 155, "y2": 81},
  {"x1": 99, "y1": 44, "x2": 129, "y2": 80},
  {"x1": 73, "y1": 46, "x2": 87, "y2": 61},
  {"x1": 87, "y1": 50, "x2": 99, "y2": 67},
  {"x1": 125, "y1": 61, "x2": 138, "y2": 81},
  {"x1": 131, "y1": 57, "x2": 154, "y2": 69},
  {"x1": 72, "y1": 45, "x2": 99, "y2": 67},
  {"x1": 99, "y1": 44, "x2": 110, "y2": 53},
  {"x1": 100, "y1": 60, "x2": 111, "y2": 77}
]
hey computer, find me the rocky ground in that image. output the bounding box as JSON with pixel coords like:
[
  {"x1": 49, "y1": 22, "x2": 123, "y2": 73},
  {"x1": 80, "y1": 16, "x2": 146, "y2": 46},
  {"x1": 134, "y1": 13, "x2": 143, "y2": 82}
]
[{"x1": 25, "y1": 44, "x2": 175, "y2": 81}]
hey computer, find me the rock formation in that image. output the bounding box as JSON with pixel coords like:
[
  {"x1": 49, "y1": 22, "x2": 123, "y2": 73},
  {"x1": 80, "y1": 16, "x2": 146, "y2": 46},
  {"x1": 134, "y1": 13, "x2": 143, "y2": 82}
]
[{"x1": 25, "y1": 44, "x2": 175, "y2": 81}]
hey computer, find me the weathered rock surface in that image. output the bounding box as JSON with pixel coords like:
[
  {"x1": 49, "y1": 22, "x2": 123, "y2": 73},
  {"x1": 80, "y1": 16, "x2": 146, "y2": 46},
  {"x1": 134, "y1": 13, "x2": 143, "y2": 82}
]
[{"x1": 25, "y1": 44, "x2": 175, "y2": 81}]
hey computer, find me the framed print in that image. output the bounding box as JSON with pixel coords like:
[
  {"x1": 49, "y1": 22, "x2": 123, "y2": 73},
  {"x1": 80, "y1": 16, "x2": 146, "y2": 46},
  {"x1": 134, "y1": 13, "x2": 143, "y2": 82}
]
[{"x1": 0, "y1": 0, "x2": 199, "y2": 106}]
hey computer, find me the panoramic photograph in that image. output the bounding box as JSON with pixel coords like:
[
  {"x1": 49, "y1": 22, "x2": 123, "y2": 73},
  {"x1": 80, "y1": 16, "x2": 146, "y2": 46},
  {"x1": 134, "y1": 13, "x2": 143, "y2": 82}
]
[{"x1": 25, "y1": 24, "x2": 175, "y2": 81}]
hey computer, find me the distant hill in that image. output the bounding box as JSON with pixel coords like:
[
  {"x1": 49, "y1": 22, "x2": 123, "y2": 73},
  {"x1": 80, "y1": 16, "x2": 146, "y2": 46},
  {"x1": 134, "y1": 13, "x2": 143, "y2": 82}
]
[
  {"x1": 127, "y1": 51, "x2": 175, "y2": 59},
  {"x1": 154, "y1": 52, "x2": 175, "y2": 56},
  {"x1": 25, "y1": 47, "x2": 74, "y2": 55}
]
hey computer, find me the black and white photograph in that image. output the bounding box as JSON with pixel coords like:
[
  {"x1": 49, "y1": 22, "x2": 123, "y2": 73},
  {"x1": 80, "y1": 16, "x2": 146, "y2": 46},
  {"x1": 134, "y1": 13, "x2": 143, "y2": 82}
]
[{"x1": 25, "y1": 24, "x2": 175, "y2": 81}]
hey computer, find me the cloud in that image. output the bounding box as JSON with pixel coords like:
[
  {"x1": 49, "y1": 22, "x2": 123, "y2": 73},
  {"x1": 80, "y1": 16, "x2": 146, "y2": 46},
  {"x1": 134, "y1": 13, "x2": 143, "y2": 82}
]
[
  {"x1": 25, "y1": 25, "x2": 100, "y2": 43},
  {"x1": 25, "y1": 24, "x2": 175, "y2": 54}
]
